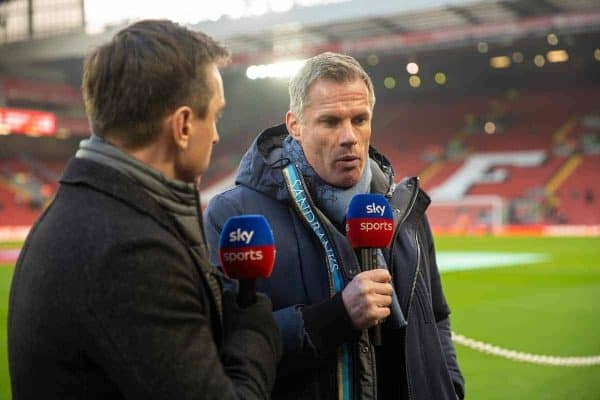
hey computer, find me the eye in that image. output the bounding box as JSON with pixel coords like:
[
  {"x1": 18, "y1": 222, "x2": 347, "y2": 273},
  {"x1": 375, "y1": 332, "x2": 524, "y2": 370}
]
[
  {"x1": 320, "y1": 116, "x2": 339, "y2": 127},
  {"x1": 353, "y1": 115, "x2": 369, "y2": 125}
]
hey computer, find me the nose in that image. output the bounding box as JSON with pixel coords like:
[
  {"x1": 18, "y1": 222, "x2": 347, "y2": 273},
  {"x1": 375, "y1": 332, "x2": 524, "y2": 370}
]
[
  {"x1": 213, "y1": 127, "x2": 220, "y2": 145},
  {"x1": 339, "y1": 119, "x2": 358, "y2": 147}
]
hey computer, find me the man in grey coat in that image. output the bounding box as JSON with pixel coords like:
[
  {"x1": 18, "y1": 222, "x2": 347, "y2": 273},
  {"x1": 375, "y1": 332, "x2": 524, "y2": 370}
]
[
  {"x1": 204, "y1": 52, "x2": 464, "y2": 399},
  {"x1": 8, "y1": 19, "x2": 281, "y2": 400}
]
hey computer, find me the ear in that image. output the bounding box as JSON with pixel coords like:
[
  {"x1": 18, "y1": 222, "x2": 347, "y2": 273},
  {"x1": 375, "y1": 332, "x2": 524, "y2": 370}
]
[
  {"x1": 170, "y1": 106, "x2": 194, "y2": 150},
  {"x1": 286, "y1": 110, "x2": 302, "y2": 142}
]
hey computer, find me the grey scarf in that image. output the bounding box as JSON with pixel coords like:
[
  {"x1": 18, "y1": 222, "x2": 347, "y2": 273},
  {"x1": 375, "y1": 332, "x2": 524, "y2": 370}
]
[
  {"x1": 282, "y1": 136, "x2": 407, "y2": 328},
  {"x1": 75, "y1": 135, "x2": 209, "y2": 259},
  {"x1": 282, "y1": 135, "x2": 372, "y2": 225}
]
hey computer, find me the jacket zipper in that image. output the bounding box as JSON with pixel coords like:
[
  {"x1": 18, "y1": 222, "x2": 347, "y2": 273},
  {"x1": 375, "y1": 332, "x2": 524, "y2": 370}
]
[
  {"x1": 387, "y1": 177, "x2": 420, "y2": 297},
  {"x1": 407, "y1": 233, "x2": 422, "y2": 318},
  {"x1": 386, "y1": 179, "x2": 420, "y2": 400},
  {"x1": 405, "y1": 232, "x2": 421, "y2": 400},
  {"x1": 389, "y1": 178, "x2": 420, "y2": 248}
]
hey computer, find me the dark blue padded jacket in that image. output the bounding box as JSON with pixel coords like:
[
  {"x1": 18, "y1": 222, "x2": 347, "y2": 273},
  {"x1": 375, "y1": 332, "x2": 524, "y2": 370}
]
[{"x1": 204, "y1": 124, "x2": 464, "y2": 400}]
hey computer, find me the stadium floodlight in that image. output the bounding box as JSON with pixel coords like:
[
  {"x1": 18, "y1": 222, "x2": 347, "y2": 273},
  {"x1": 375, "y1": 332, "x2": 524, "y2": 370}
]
[
  {"x1": 434, "y1": 72, "x2": 447, "y2": 85},
  {"x1": 534, "y1": 54, "x2": 545, "y2": 67},
  {"x1": 246, "y1": 59, "x2": 307, "y2": 80},
  {"x1": 383, "y1": 77, "x2": 396, "y2": 89},
  {"x1": 477, "y1": 42, "x2": 488, "y2": 54},
  {"x1": 406, "y1": 62, "x2": 419, "y2": 75},
  {"x1": 408, "y1": 75, "x2": 421, "y2": 88},
  {"x1": 546, "y1": 50, "x2": 568, "y2": 63},
  {"x1": 367, "y1": 54, "x2": 379, "y2": 66},
  {"x1": 512, "y1": 52, "x2": 524, "y2": 63},
  {"x1": 484, "y1": 121, "x2": 496, "y2": 135},
  {"x1": 547, "y1": 33, "x2": 559, "y2": 46},
  {"x1": 490, "y1": 56, "x2": 510, "y2": 69}
]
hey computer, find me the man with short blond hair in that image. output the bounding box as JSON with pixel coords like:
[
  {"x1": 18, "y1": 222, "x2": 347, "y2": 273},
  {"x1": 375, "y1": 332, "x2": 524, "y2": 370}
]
[{"x1": 205, "y1": 52, "x2": 464, "y2": 399}]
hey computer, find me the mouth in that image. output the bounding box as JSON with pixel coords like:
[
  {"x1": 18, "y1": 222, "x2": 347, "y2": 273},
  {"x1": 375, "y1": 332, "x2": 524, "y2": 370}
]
[{"x1": 335, "y1": 155, "x2": 361, "y2": 167}]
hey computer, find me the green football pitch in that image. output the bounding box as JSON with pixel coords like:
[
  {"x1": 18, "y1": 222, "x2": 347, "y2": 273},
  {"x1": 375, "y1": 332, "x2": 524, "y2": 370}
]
[{"x1": 1, "y1": 236, "x2": 599, "y2": 399}]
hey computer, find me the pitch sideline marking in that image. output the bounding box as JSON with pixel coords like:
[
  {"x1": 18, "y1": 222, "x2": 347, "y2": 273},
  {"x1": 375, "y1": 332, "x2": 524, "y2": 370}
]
[{"x1": 437, "y1": 251, "x2": 548, "y2": 272}]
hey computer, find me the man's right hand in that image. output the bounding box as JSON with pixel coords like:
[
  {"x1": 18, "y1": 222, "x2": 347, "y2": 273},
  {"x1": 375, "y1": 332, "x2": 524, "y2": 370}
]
[
  {"x1": 222, "y1": 290, "x2": 281, "y2": 343},
  {"x1": 341, "y1": 269, "x2": 393, "y2": 330}
]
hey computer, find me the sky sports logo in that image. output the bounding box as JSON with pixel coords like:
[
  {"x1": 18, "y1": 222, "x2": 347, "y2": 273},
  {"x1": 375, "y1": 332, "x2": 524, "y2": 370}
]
[
  {"x1": 347, "y1": 195, "x2": 395, "y2": 248},
  {"x1": 228, "y1": 228, "x2": 255, "y2": 245},
  {"x1": 360, "y1": 202, "x2": 392, "y2": 231},
  {"x1": 359, "y1": 220, "x2": 393, "y2": 232},
  {"x1": 218, "y1": 215, "x2": 275, "y2": 279},
  {"x1": 224, "y1": 228, "x2": 264, "y2": 261},
  {"x1": 221, "y1": 248, "x2": 264, "y2": 262},
  {"x1": 365, "y1": 202, "x2": 387, "y2": 216}
]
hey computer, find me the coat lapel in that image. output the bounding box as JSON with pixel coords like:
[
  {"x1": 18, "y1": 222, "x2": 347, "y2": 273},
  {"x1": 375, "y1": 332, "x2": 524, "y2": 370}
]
[{"x1": 61, "y1": 158, "x2": 180, "y2": 240}]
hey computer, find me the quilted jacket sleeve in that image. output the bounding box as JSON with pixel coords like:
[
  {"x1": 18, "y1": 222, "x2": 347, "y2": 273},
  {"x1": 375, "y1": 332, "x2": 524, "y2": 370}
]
[{"x1": 420, "y1": 216, "x2": 465, "y2": 399}]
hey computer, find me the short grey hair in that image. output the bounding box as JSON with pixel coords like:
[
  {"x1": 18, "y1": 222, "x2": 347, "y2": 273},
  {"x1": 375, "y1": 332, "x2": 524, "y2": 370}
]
[{"x1": 289, "y1": 52, "x2": 375, "y2": 120}]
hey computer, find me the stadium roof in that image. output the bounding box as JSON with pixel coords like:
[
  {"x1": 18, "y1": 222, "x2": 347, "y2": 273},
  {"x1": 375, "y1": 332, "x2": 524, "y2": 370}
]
[
  {"x1": 200, "y1": 0, "x2": 600, "y2": 56},
  {"x1": 0, "y1": 0, "x2": 599, "y2": 68}
]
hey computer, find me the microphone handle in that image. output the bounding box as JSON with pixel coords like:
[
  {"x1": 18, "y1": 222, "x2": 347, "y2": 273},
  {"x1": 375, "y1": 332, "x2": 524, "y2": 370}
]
[
  {"x1": 237, "y1": 279, "x2": 257, "y2": 308},
  {"x1": 360, "y1": 248, "x2": 382, "y2": 346}
]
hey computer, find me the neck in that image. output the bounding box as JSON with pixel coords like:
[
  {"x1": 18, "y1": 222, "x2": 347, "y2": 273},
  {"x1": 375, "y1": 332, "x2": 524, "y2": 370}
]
[
  {"x1": 106, "y1": 135, "x2": 179, "y2": 181},
  {"x1": 128, "y1": 146, "x2": 177, "y2": 181}
]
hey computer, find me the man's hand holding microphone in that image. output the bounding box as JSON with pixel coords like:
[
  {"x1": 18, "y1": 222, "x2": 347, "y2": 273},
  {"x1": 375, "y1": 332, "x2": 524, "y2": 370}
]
[
  {"x1": 344, "y1": 194, "x2": 396, "y2": 344},
  {"x1": 217, "y1": 195, "x2": 397, "y2": 351},
  {"x1": 341, "y1": 269, "x2": 393, "y2": 330},
  {"x1": 218, "y1": 215, "x2": 282, "y2": 383}
]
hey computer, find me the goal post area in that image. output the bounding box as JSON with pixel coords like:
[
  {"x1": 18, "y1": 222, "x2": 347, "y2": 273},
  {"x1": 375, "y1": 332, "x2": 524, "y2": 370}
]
[{"x1": 427, "y1": 195, "x2": 505, "y2": 235}]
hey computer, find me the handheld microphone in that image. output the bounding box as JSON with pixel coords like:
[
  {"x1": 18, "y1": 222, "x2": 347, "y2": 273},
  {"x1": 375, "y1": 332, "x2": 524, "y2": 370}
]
[
  {"x1": 218, "y1": 215, "x2": 275, "y2": 307},
  {"x1": 346, "y1": 194, "x2": 394, "y2": 345}
]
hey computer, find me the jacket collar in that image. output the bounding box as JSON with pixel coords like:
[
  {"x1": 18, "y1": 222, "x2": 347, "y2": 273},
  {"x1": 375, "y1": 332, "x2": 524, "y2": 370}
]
[
  {"x1": 235, "y1": 124, "x2": 289, "y2": 201},
  {"x1": 60, "y1": 157, "x2": 184, "y2": 243},
  {"x1": 236, "y1": 123, "x2": 396, "y2": 197},
  {"x1": 236, "y1": 123, "x2": 430, "y2": 218}
]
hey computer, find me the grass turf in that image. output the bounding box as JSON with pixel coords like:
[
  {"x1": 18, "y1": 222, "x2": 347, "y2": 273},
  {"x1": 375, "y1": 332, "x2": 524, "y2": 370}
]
[
  {"x1": 0, "y1": 266, "x2": 14, "y2": 400},
  {"x1": 437, "y1": 236, "x2": 600, "y2": 400},
  {"x1": 0, "y1": 236, "x2": 599, "y2": 399}
]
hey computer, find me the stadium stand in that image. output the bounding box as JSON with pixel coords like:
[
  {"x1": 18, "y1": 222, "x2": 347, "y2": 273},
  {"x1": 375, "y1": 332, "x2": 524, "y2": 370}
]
[
  {"x1": 371, "y1": 88, "x2": 599, "y2": 231},
  {"x1": 552, "y1": 154, "x2": 600, "y2": 225},
  {"x1": 0, "y1": 157, "x2": 58, "y2": 225},
  {"x1": 1, "y1": 0, "x2": 599, "y2": 236},
  {"x1": 1, "y1": 85, "x2": 599, "y2": 231},
  {"x1": 0, "y1": 4, "x2": 599, "y2": 400}
]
